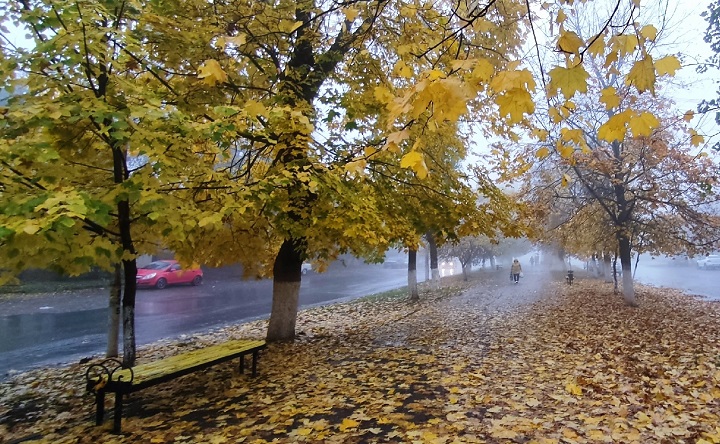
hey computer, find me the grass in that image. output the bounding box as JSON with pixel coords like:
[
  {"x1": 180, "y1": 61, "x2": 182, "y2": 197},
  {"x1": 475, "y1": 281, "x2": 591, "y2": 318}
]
[{"x1": 0, "y1": 279, "x2": 110, "y2": 295}]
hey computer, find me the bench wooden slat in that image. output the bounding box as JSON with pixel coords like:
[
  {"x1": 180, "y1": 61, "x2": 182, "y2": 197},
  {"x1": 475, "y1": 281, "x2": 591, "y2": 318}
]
[
  {"x1": 109, "y1": 339, "x2": 265, "y2": 385},
  {"x1": 86, "y1": 338, "x2": 266, "y2": 434}
]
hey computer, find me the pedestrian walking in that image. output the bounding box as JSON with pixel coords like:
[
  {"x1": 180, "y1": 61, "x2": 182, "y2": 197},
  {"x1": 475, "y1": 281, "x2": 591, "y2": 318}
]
[{"x1": 511, "y1": 259, "x2": 522, "y2": 284}]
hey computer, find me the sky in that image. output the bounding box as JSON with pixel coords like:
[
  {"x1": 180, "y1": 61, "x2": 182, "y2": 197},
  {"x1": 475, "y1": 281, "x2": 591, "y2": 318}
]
[{"x1": 661, "y1": 0, "x2": 717, "y2": 139}]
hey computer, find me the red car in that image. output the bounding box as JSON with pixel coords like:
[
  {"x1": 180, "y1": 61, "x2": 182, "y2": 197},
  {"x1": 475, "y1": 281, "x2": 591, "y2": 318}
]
[{"x1": 136, "y1": 260, "x2": 203, "y2": 289}]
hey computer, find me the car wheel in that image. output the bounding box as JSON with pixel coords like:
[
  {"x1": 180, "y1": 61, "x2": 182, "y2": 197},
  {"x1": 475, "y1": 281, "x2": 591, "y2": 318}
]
[
  {"x1": 155, "y1": 278, "x2": 168, "y2": 289},
  {"x1": 192, "y1": 275, "x2": 202, "y2": 286},
  {"x1": 302, "y1": 268, "x2": 308, "y2": 275}
]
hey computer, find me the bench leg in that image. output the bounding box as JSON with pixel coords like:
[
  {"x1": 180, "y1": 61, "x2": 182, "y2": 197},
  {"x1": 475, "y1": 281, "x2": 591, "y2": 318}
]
[
  {"x1": 252, "y1": 350, "x2": 258, "y2": 377},
  {"x1": 95, "y1": 390, "x2": 106, "y2": 425},
  {"x1": 239, "y1": 354, "x2": 245, "y2": 374},
  {"x1": 113, "y1": 392, "x2": 123, "y2": 434}
]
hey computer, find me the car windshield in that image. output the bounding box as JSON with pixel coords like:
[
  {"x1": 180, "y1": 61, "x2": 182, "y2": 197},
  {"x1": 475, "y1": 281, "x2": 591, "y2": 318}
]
[{"x1": 140, "y1": 261, "x2": 172, "y2": 270}]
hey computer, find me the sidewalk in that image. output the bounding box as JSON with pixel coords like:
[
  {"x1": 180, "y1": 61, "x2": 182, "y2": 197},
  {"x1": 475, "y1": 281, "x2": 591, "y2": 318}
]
[{"x1": 1, "y1": 270, "x2": 719, "y2": 443}]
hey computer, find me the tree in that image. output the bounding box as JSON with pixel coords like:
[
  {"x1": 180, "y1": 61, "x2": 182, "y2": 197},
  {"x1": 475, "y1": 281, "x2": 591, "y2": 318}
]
[
  {"x1": 699, "y1": 0, "x2": 720, "y2": 150},
  {"x1": 0, "y1": 2, "x2": 223, "y2": 365},
  {"x1": 1, "y1": 0, "x2": 686, "y2": 353},
  {"x1": 507, "y1": 1, "x2": 720, "y2": 305}
]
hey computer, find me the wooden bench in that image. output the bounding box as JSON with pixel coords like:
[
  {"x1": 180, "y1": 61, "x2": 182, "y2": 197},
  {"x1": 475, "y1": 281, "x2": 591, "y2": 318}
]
[{"x1": 85, "y1": 339, "x2": 266, "y2": 434}]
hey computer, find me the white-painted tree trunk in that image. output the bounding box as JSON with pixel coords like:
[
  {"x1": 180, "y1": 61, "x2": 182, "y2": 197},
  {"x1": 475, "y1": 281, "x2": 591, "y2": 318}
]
[
  {"x1": 267, "y1": 281, "x2": 300, "y2": 340},
  {"x1": 622, "y1": 271, "x2": 636, "y2": 305},
  {"x1": 431, "y1": 268, "x2": 440, "y2": 289},
  {"x1": 408, "y1": 269, "x2": 418, "y2": 300},
  {"x1": 603, "y1": 254, "x2": 613, "y2": 283}
]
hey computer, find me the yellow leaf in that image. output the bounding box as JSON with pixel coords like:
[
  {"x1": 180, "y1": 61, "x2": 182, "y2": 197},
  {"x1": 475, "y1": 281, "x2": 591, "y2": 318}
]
[
  {"x1": 626, "y1": 55, "x2": 656, "y2": 93},
  {"x1": 561, "y1": 128, "x2": 584, "y2": 145},
  {"x1": 400, "y1": 151, "x2": 429, "y2": 179},
  {"x1": 689, "y1": 129, "x2": 704, "y2": 146},
  {"x1": 394, "y1": 60, "x2": 413, "y2": 79},
  {"x1": 604, "y1": 51, "x2": 618, "y2": 68},
  {"x1": 343, "y1": 7, "x2": 359, "y2": 22},
  {"x1": 345, "y1": 159, "x2": 367, "y2": 175},
  {"x1": 612, "y1": 34, "x2": 639, "y2": 55},
  {"x1": 471, "y1": 58, "x2": 495, "y2": 82},
  {"x1": 496, "y1": 88, "x2": 535, "y2": 123},
  {"x1": 557, "y1": 30, "x2": 584, "y2": 55},
  {"x1": 227, "y1": 34, "x2": 246, "y2": 46},
  {"x1": 683, "y1": 110, "x2": 695, "y2": 122},
  {"x1": 600, "y1": 86, "x2": 621, "y2": 110},
  {"x1": 548, "y1": 64, "x2": 589, "y2": 99},
  {"x1": 297, "y1": 427, "x2": 313, "y2": 436},
  {"x1": 598, "y1": 110, "x2": 631, "y2": 142},
  {"x1": 655, "y1": 55, "x2": 681, "y2": 76},
  {"x1": 384, "y1": 130, "x2": 409, "y2": 152},
  {"x1": 198, "y1": 59, "x2": 228, "y2": 86},
  {"x1": 374, "y1": 85, "x2": 394, "y2": 104},
  {"x1": 23, "y1": 222, "x2": 40, "y2": 235},
  {"x1": 525, "y1": 397, "x2": 541, "y2": 407},
  {"x1": 490, "y1": 425, "x2": 518, "y2": 439},
  {"x1": 640, "y1": 24, "x2": 658, "y2": 42},
  {"x1": 556, "y1": 9, "x2": 567, "y2": 24},
  {"x1": 565, "y1": 381, "x2": 582, "y2": 395},
  {"x1": 549, "y1": 107, "x2": 562, "y2": 123},
  {"x1": 557, "y1": 141, "x2": 575, "y2": 159},
  {"x1": 587, "y1": 35, "x2": 605, "y2": 58},
  {"x1": 279, "y1": 20, "x2": 303, "y2": 33},
  {"x1": 490, "y1": 69, "x2": 536, "y2": 92},
  {"x1": 628, "y1": 111, "x2": 660, "y2": 137},
  {"x1": 244, "y1": 100, "x2": 268, "y2": 119},
  {"x1": 339, "y1": 418, "x2": 359, "y2": 432},
  {"x1": 532, "y1": 128, "x2": 549, "y2": 141}
]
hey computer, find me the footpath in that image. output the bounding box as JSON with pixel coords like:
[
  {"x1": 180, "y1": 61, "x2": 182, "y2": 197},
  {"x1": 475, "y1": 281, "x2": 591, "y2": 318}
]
[{"x1": 1, "y1": 269, "x2": 719, "y2": 443}]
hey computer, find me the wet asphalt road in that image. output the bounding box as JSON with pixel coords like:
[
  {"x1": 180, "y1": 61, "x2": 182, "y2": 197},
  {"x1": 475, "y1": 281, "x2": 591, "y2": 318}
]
[
  {"x1": 0, "y1": 263, "x2": 421, "y2": 379},
  {"x1": 1, "y1": 257, "x2": 718, "y2": 380}
]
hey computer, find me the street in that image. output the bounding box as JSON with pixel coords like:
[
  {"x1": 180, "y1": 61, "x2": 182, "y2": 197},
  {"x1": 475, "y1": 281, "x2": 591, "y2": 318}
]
[
  {"x1": 2, "y1": 256, "x2": 718, "y2": 380},
  {"x1": 0, "y1": 262, "x2": 424, "y2": 379}
]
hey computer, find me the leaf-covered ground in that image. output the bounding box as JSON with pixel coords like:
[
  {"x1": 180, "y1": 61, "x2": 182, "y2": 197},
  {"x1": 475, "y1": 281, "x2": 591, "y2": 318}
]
[{"x1": 2, "y1": 270, "x2": 720, "y2": 443}]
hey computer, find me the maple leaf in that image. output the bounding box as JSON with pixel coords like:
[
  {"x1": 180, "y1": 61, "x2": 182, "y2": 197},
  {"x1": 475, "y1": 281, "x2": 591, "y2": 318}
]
[
  {"x1": 343, "y1": 7, "x2": 359, "y2": 22},
  {"x1": 400, "y1": 151, "x2": 429, "y2": 179},
  {"x1": 548, "y1": 64, "x2": 589, "y2": 99},
  {"x1": 627, "y1": 111, "x2": 660, "y2": 137},
  {"x1": 640, "y1": 24, "x2": 658, "y2": 42},
  {"x1": 689, "y1": 129, "x2": 704, "y2": 147},
  {"x1": 394, "y1": 60, "x2": 413, "y2": 79},
  {"x1": 198, "y1": 59, "x2": 228, "y2": 86},
  {"x1": 470, "y1": 58, "x2": 495, "y2": 82},
  {"x1": 626, "y1": 55, "x2": 656, "y2": 94},
  {"x1": 586, "y1": 35, "x2": 606, "y2": 58},
  {"x1": 612, "y1": 34, "x2": 639, "y2": 55},
  {"x1": 557, "y1": 30, "x2": 584, "y2": 55},
  {"x1": 655, "y1": 55, "x2": 681, "y2": 76},
  {"x1": 338, "y1": 418, "x2": 359, "y2": 431},
  {"x1": 495, "y1": 88, "x2": 535, "y2": 123},
  {"x1": 536, "y1": 147, "x2": 550, "y2": 159},
  {"x1": 600, "y1": 86, "x2": 620, "y2": 110},
  {"x1": 565, "y1": 381, "x2": 583, "y2": 396},
  {"x1": 598, "y1": 110, "x2": 632, "y2": 142}
]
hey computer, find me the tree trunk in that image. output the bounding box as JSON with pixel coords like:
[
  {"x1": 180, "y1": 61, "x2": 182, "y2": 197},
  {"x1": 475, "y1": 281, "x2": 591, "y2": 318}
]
[
  {"x1": 618, "y1": 234, "x2": 637, "y2": 306},
  {"x1": 424, "y1": 248, "x2": 430, "y2": 281},
  {"x1": 603, "y1": 252, "x2": 613, "y2": 283},
  {"x1": 408, "y1": 249, "x2": 419, "y2": 301},
  {"x1": 121, "y1": 258, "x2": 137, "y2": 367},
  {"x1": 106, "y1": 264, "x2": 121, "y2": 357},
  {"x1": 462, "y1": 264, "x2": 469, "y2": 281},
  {"x1": 267, "y1": 238, "x2": 304, "y2": 341},
  {"x1": 425, "y1": 232, "x2": 440, "y2": 289}
]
